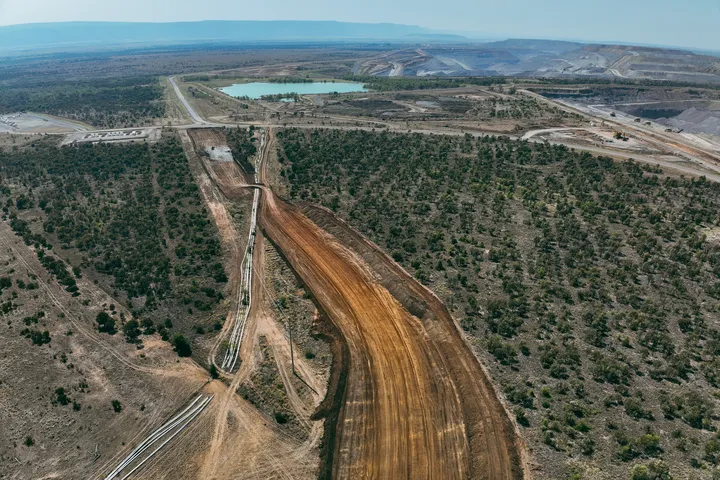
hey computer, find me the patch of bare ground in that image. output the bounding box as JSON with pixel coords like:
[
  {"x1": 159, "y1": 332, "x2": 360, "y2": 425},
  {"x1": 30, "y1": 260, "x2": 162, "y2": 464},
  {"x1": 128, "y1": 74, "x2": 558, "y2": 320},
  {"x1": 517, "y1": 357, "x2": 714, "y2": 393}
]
[
  {"x1": 254, "y1": 237, "x2": 330, "y2": 422},
  {"x1": 181, "y1": 83, "x2": 231, "y2": 120},
  {"x1": 262, "y1": 131, "x2": 288, "y2": 198},
  {"x1": 0, "y1": 133, "x2": 61, "y2": 151},
  {"x1": 705, "y1": 226, "x2": 720, "y2": 244},
  {"x1": 236, "y1": 335, "x2": 308, "y2": 439},
  {"x1": 183, "y1": 82, "x2": 263, "y2": 123},
  {"x1": 187, "y1": 128, "x2": 255, "y2": 199}
]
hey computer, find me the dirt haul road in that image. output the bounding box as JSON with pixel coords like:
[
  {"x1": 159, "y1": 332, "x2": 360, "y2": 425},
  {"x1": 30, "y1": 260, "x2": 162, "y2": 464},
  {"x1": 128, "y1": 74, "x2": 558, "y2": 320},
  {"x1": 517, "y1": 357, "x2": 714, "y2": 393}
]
[{"x1": 259, "y1": 187, "x2": 522, "y2": 479}]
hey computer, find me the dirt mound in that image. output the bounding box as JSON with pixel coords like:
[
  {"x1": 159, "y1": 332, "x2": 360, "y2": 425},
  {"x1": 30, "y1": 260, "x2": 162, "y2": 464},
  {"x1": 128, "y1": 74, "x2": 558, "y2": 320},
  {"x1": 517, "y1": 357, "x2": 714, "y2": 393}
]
[{"x1": 667, "y1": 107, "x2": 720, "y2": 136}]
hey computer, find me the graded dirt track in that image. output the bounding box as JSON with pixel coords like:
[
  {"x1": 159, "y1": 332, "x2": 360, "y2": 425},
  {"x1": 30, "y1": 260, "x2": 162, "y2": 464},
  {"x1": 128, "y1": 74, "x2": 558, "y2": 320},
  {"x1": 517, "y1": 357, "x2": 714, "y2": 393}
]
[{"x1": 259, "y1": 187, "x2": 522, "y2": 479}]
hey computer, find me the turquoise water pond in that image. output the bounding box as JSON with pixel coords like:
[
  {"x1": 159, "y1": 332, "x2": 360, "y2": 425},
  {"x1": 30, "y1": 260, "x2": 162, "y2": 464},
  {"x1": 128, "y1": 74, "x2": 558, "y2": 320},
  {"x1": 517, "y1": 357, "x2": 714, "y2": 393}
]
[{"x1": 219, "y1": 82, "x2": 368, "y2": 99}]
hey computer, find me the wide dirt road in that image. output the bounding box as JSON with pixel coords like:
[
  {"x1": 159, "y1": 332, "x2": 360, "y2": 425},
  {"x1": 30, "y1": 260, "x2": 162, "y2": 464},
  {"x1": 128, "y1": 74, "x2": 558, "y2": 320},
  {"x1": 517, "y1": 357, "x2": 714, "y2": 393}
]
[{"x1": 260, "y1": 189, "x2": 522, "y2": 479}]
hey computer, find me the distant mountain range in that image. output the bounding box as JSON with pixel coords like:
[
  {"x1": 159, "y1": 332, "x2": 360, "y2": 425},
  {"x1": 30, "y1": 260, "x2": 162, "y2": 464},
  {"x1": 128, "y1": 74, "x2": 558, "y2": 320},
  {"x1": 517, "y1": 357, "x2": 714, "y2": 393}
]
[
  {"x1": 2, "y1": 21, "x2": 717, "y2": 84},
  {"x1": 0, "y1": 20, "x2": 453, "y2": 55}
]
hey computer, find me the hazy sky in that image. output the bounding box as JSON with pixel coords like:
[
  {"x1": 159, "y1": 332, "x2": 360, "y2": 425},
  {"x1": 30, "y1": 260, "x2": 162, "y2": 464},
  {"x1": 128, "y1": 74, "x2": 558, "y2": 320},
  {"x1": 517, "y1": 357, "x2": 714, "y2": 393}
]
[{"x1": 0, "y1": 0, "x2": 719, "y2": 50}]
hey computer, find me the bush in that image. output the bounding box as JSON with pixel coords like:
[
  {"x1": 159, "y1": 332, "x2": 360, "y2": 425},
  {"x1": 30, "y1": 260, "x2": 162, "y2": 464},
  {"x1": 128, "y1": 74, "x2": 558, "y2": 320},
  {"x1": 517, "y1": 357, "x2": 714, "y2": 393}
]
[
  {"x1": 680, "y1": 391, "x2": 714, "y2": 430},
  {"x1": 487, "y1": 335, "x2": 518, "y2": 365},
  {"x1": 515, "y1": 407, "x2": 530, "y2": 427},
  {"x1": 504, "y1": 383, "x2": 535, "y2": 409},
  {"x1": 592, "y1": 353, "x2": 631, "y2": 385},
  {"x1": 111, "y1": 400, "x2": 123, "y2": 413},
  {"x1": 21, "y1": 328, "x2": 51, "y2": 346},
  {"x1": 172, "y1": 334, "x2": 192, "y2": 357},
  {"x1": 705, "y1": 438, "x2": 720, "y2": 465},
  {"x1": 661, "y1": 391, "x2": 714, "y2": 429},
  {"x1": 636, "y1": 434, "x2": 662, "y2": 457},
  {"x1": 617, "y1": 433, "x2": 662, "y2": 461},
  {"x1": 631, "y1": 465, "x2": 651, "y2": 480},
  {"x1": 96, "y1": 311, "x2": 117, "y2": 335},
  {"x1": 581, "y1": 437, "x2": 596, "y2": 455},
  {"x1": 141, "y1": 318, "x2": 156, "y2": 335},
  {"x1": 630, "y1": 461, "x2": 672, "y2": 479},
  {"x1": 54, "y1": 387, "x2": 70, "y2": 406},
  {"x1": 0, "y1": 276, "x2": 12, "y2": 293},
  {"x1": 624, "y1": 397, "x2": 654, "y2": 420},
  {"x1": 123, "y1": 319, "x2": 141, "y2": 343}
]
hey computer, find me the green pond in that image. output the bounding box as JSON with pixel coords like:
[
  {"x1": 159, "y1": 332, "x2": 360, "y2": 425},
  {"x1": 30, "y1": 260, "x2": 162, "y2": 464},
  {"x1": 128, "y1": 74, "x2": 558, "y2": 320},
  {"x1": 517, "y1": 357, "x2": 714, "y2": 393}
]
[{"x1": 219, "y1": 81, "x2": 368, "y2": 99}]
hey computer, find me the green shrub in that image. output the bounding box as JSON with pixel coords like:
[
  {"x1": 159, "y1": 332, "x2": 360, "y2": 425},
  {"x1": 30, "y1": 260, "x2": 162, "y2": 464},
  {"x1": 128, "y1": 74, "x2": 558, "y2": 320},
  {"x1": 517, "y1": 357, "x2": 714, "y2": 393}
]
[
  {"x1": 172, "y1": 334, "x2": 192, "y2": 357},
  {"x1": 96, "y1": 311, "x2": 117, "y2": 335}
]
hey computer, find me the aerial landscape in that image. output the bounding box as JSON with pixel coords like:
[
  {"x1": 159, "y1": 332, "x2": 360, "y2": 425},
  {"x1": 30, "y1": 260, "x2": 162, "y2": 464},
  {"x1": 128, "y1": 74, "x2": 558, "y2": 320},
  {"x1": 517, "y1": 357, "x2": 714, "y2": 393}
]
[{"x1": 1, "y1": 1, "x2": 720, "y2": 479}]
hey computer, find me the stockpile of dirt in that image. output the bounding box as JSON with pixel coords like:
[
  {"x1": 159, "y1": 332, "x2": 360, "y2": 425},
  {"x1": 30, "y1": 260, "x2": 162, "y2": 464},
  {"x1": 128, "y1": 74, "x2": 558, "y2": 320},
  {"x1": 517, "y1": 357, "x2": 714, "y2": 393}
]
[{"x1": 665, "y1": 107, "x2": 720, "y2": 136}]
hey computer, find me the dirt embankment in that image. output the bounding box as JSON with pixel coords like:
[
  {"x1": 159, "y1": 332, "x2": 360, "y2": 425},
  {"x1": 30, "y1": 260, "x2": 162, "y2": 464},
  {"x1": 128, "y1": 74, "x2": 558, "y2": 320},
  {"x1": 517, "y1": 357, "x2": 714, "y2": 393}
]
[
  {"x1": 300, "y1": 203, "x2": 434, "y2": 321},
  {"x1": 260, "y1": 193, "x2": 523, "y2": 479}
]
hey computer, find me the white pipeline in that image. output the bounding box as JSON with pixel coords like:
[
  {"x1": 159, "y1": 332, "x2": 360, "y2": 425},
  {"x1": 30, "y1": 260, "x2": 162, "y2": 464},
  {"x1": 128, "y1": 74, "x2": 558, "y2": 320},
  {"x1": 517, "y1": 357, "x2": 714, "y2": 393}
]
[
  {"x1": 119, "y1": 396, "x2": 214, "y2": 480},
  {"x1": 103, "y1": 395, "x2": 213, "y2": 480},
  {"x1": 220, "y1": 132, "x2": 263, "y2": 372},
  {"x1": 104, "y1": 396, "x2": 203, "y2": 479}
]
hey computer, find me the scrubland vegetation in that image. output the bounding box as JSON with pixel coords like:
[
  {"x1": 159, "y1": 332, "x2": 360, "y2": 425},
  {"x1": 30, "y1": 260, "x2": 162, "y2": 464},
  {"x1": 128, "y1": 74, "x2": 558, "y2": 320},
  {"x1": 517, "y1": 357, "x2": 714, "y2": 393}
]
[
  {"x1": 344, "y1": 75, "x2": 507, "y2": 91},
  {"x1": 0, "y1": 135, "x2": 226, "y2": 350},
  {"x1": 0, "y1": 76, "x2": 165, "y2": 128}
]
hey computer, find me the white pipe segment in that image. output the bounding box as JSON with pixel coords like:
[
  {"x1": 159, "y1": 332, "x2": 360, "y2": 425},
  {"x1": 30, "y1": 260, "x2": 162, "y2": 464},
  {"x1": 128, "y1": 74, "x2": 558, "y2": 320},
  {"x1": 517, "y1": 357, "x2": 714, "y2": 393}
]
[
  {"x1": 119, "y1": 395, "x2": 214, "y2": 480},
  {"x1": 221, "y1": 181, "x2": 260, "y2": 372},
  {"x1": 103, "y1": 395, "x2": 211, "y2": 480}
]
